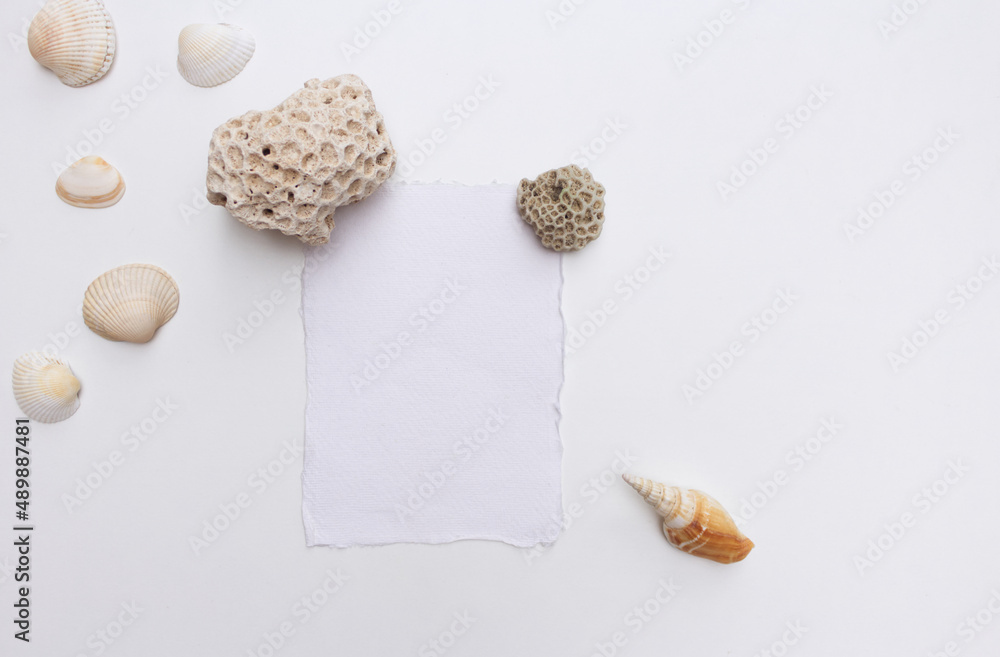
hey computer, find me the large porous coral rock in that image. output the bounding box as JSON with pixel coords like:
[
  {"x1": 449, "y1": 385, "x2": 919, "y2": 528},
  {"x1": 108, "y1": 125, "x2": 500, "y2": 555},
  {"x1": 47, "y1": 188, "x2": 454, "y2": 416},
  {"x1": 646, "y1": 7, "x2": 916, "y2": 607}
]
[
  {"x1": 516, "y1": 165, "x2": 606, "y2": 252},
  {"x1": 206, "y1": 75, "x2": 396, "y2": 244}
]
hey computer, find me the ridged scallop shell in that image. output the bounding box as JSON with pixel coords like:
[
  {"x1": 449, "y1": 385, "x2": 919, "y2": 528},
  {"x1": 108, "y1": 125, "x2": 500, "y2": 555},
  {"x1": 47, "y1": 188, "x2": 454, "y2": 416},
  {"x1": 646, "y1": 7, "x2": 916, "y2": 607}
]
[
  {"x1": 177, "y1": 23, "x2": 255, "y2": 88},
  {"x1": 28, "y1": 0, "x2": 116, "y2": 87},
  {"x1": 12, "y1": 352, "x2": 81, "y2": 423},
  {"x1": 623, "y1": 474, "x2": 754, "y2": 564},
  {"x1": 83, "y1": 264, "x2": 180, "y2": 343},
  {"x1": 55, "y1": 156, "x2": 125, "y2": 208}
]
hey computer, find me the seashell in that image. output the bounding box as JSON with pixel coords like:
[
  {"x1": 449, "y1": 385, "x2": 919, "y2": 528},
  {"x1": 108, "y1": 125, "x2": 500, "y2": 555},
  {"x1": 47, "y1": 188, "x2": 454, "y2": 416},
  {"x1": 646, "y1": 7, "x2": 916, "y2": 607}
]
[
  {"x1": 12, "y1": 352, "x2": 81, "y2": 423},
  {"x1": 55, "y1": 156, "x2": 125, "y2": 208},
  {"x1": 28, "y1": 0, "x2": 116, "y2": 87},
  {"x1": 83, "y1": 264, "x2": 180, "y2": 343},
  {"x1": 177, "y1": 23, "x2": 255, "y2": 88},
  {"x1": 623, "y1": 474, "x2": 754, "y2": 564}
]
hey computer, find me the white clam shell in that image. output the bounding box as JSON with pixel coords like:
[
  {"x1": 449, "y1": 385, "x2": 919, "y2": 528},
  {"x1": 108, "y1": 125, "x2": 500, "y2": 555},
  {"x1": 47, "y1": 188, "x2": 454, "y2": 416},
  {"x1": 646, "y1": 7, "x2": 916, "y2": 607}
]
[
  {"x1": 177, "y1": 23, "x2": 255, "y2": 88},
  {"x1": 56, "y1": 156, "x2": 125, "y2": 208},
  {"x1": 28, "y1": 0, "x2": 116, "y2": 87},
  {"x1": 12, "y1": 352, "x2": 81, "y2": 423},
  {"x1": 83, "y1": 264, "x2": 180, "y2": 343}
]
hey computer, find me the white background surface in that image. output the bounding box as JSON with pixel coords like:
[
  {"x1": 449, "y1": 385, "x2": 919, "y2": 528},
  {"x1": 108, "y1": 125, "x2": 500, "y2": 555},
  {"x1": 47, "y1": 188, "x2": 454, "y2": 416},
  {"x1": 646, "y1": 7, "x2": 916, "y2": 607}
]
[{"x1": 1, "y1": 0, "x2": 999, "y2": 655}]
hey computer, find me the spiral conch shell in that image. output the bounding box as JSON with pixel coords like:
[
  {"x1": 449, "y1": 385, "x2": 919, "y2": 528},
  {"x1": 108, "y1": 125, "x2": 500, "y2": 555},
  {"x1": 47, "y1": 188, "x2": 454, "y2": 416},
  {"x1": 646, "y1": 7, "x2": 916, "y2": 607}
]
[
  {"x1": 623, "y1": 474, "x2": 754, "y2": 564},
  {"x1": 28, "y1": 0, "x2": 116, "y2": 87},
  {"x1": 12, "y1": 352, "x2": 81, "y2": 423},
  {"x1": 83, "y1": 264, "x2": 179, "y2": 343}
]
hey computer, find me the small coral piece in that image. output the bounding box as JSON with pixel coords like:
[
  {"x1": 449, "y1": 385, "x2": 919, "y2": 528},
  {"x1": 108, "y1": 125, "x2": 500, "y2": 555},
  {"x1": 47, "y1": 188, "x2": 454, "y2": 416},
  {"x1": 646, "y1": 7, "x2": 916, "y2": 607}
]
[
  {"x1": 516, "y1": 165, "x2": 606, "y2": 252},
  {"x1": 206, "y1": 75, "x2": 396, "y2": 244}
]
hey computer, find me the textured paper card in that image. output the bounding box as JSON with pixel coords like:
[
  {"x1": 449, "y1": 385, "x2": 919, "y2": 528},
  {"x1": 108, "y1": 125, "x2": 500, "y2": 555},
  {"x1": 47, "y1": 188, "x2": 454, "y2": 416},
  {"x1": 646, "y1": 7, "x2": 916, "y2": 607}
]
[{"x1": 302, "y1": 184, "x2": 563, "y2": 547}]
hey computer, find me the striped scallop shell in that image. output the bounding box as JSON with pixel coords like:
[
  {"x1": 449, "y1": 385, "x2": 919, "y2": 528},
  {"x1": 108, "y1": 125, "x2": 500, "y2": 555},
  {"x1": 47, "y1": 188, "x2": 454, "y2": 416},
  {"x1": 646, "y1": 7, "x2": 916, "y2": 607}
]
[
  {"x1": 56, "y1": 156, "x2": 125, "y2": 208},
  {"x1": 12, "y1": 352, "x2": 81, "y2": 423},
  {"x1": 83, "y1": 264, "x2": 180, "y2": 343},
  {"x1": 177, "y1": 23, "x2": 255, "y2": 88},
  {"x1": 623, "y1": 474, "x2": 754, "y2": 564},
  {"x1": 28, "y1": 0, "x2": 116, "y2": 87}
]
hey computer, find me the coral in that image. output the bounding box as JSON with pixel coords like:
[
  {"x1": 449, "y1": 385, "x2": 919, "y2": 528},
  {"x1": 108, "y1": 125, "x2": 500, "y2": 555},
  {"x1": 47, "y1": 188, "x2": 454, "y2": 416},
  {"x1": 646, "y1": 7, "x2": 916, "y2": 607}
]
[
  {"x1": 206, "y1": 75, "x2": 396, "y2": 244},
  {"x1": 516, "y1": 165, "x2": 606, "y2": 252}
]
